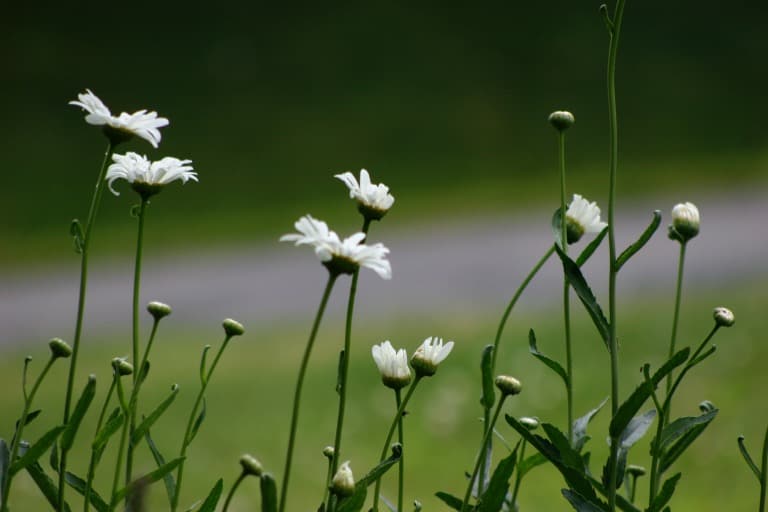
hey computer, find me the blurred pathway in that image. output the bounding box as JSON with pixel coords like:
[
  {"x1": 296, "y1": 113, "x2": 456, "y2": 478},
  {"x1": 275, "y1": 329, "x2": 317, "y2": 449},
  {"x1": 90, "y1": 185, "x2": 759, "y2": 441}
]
[{"x1": 1, "y1": 188, "x2": 766, "y2": 346}]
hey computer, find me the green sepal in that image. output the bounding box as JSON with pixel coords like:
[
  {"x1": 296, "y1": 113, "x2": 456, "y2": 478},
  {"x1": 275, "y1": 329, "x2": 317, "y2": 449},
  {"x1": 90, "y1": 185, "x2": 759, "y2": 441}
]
[
  {"x1": 132, "y1": 384, "x2": 179, "y2": 445},
  {"x1": 528, "y1": 329, "x2": 568, "y2": 388},
  {"x1": 434, "y1": 492, "x2": 463, "y2": 510},
  {"x1": 113, "y1": 457, "x2": 184, "y2": 503},
  {"x1": 10, "y1": 425, "x2": 65, "y2": 476},
  {"x1": 197, "y1": 478, "x2": 223, "y2": 512},
  {"x1": 25, "y1": 461, "x2": 72, "y2": 512},
  {"x1": 572, "y1": 399, "x2": 608, "y2": 452},
  {"x1": 576, "y1": 227, "x2": 609, "y2": 266},
  {"x1": 478, "y1": 446, "x2": 518, "y2": 512},
  {"x1": 261, "y1": 473, "x2": 278, "y2": 512},
  {"x1": 614, "y1": 210, "x2": 661, "y2": 271},
  {"x1": 646, "y1": 473, "x2": 681, "y2": 512},
  {"x1": 92, "y1": 408, "x2": 123, "y2": 466},
  {"x1": 480, "y1": 345, "x2": 495, "y2": 409},
  {"x1": 70, "y1": 219, "x2": 85, "y2": 254},
  {"x1": 61, "y1": 375, "x2": 96, "y2": 452},
  {"x1": 64, "y1": 471, "x2": 108, "y2": 512},
  {"x1": 561, "y1": 488, "x2": 608, "y2": 512},
  {"x1": 144, "y1": 428, "x2": 176, "y2": 506}
]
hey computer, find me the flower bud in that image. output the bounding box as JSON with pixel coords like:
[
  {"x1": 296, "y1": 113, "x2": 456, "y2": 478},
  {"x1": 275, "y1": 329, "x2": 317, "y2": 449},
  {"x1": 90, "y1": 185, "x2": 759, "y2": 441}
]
[
  {"x1": 519, "y1": 416, "x2": 539, "y2": 431},
  {"x1": 670, "y1": 202, "x2": 700, "y2": 242},
  {"x1": 222, "y1": 318, "x2": 245, "y2": 337},
  {"x1": 112, "y1": 357, "x2": 134, "y2": 376},
  {"x1": 239, "y1": 454, "x2": 263, "y2": 477},
  {"x1": 330, "y1": 461, "x2": 355, "y2": 498},
  {"x1": 495, "y1": 375, "x2": 522, "y2": 396},
  {"x1": 48, "y1": 338, "x2": 72, "y2": 359},
  {"x1": 713, "y1": 307, "x2": 734, "y2": 328},
  {"x1": 626, "y1": 465, "x2": 646, "y2": 477},
  {"x1": 699, "y1": 400, "x2": 716, "y2": 413},
  {"x1": 147, "y1": 301, "x2": 172, "y2": 321},
  {"x1": 414, "y1": 500, "x2": 423, "y2": 512},
  {"x1": 323, "y1": 446, "x2": 335, "y2": 459},
  {"x1": 548, "y1": 111, "x2": 575, "y2": 131}
]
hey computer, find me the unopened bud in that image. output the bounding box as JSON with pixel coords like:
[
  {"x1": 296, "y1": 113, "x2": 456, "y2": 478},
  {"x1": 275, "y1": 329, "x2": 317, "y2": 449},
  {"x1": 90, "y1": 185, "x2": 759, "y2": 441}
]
[
  {"x1": 519, "y1": 416, "x2": 539, "y2": 431},
  {"x1": 414, "y1": 500, "x2": 423, "y2": 512},
  {"x1": 147, "y1": 301, "x2": 172, "y2": 320},
  {"x1": 699, "y1": 400, "x2": 716, "y2": 413},
  {"x1": 495, "y1": 375, "x2": 522, "y2": 396},
  {"x1": 330, "y1": 461, "x2": 355, "y2": 497},
  {"x1": 222, "y1": 318, "x2": 245, "y2": 337},
  {"x1": 239, "y1": 454, "x2": 263, "y2": 477},
  {"x1": 713, "y1": 307, "x2": 734, "y2": 328},
  {"x1": 548, "y1": 111, "x2": 575, "y2": 131},
  {"x1": 626, "y1": 465, "x2": 646, "y2": 477},
  {"x1": 112, "y1": 358, "x2": 134, "y2": 376},
  {"x1": 49, "y1": 338, "x2": 72, "y2": 359},
  {"x1": 322, "y1": 446, "x2": 335, "y2": 459},
  {"x1": 670, "y1": 202, "x2": 700, "y2": 242}
]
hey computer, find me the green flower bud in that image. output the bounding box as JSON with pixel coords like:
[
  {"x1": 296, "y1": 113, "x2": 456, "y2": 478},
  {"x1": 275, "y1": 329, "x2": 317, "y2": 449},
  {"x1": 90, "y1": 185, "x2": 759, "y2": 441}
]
[
  {"x1": 239, "y1": 454, "x2": 263, "y2": 477},
  {"x1": 713, "y1": 307, "x2": 734, "y2": 328},
  {"x1": 112, "y1": 357, "x2": 134, "y2": 376},
  {"x1": 48, "y1": 338, "x2": 73, "y2": 359},
  {"x1": 323, "y1": 446, "x2": 335, "y2": 459},
  {"x1": 670, "y1": 202, "x2": 700, "y2": 242},
  {"x1": 519, "y1": 416, "x2": 539, "y2": 431},
  {"x1": 548, "y1": 110, "x2": 575, "y2": 131},
  {"x1": 626, "y1": 464, "x2": 646, "y2": 477},
  {"x1": 330, "y1": 461, "x2": 355, "y2": 498},
  {"x1": 147, "y1": 301, "x2": 172, "y2": 320},
  {"x1": 495, "y1": 375, "x2": 522, "y2": 396},
  {"x1": 222, "y1": 318, "x2": 245, "y2": 337},
  {"x1": 699, "y1": 400, "x2": 716, "y2": 413}
]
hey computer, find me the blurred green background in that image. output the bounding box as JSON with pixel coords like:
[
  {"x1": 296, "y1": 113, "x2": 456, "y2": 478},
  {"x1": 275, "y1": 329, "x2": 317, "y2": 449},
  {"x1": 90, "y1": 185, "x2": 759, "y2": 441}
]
[{"x1": 2, "y1": 1, "x2": 768, "y2": 511}]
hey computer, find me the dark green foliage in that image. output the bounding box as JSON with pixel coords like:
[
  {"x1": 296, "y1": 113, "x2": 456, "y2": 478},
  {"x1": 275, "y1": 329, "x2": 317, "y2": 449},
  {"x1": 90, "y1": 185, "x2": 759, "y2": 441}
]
[
  {"x1": 261, "y1": 473, "x2": 278, "y2": 512},
  {"x1": 477, "y1": 447, "x2": 518, "y2": 512},
  {"x1": 60, "y1": 376, "x2": 96, "y2": 452},
  {"x1": 435, "y1": 492, "x2": 463, "y2": 510},
  {"x1": 197, "y1": 478, "x2": 223, "y2": 512},
  {"x1": 647, "y1": 473, "x2": 681, "y2": 512},
  {"x1": 572, "y1": 399, "x2": 607, "y2": 453},
  {"x1": 615, "y1": 211, "x2": 661, "y2": 271},
  {"x1": 10, "y1": 426, "x2": 65, "y2": 476},
  {"x1": 132, "y1": 384, "x2": 179, "y2": 445},
  {"x1": 63, "y1": 471, "x2": 108, "y2": 512},
  {"x1": 528, "y1": 330, "x2": 568, "y2": 388},
  {"x1": 480, "y1": 345, "x2": 495, "y2": 409},
  {"x1": 113, "y1": 457, "x2": 184, "y2": 503},
  {"x1": 25, "y1": 461, "x2": 71, "y2": 512},
  {"x1": 144, "y1": 429, "x2": 176, "y2": 506}
]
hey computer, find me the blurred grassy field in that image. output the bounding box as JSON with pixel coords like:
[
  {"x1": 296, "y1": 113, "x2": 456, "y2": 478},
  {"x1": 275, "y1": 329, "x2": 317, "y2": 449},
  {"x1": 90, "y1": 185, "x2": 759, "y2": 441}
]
[{"x1": 1, "y1": 278, "x2": 765, "y2": 511}]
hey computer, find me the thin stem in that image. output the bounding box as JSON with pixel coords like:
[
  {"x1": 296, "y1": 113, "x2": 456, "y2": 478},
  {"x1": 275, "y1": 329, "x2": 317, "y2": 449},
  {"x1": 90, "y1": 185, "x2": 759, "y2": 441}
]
[
  {"x1": 1, "y1": 356, "x2": 56, "y2": 511},
  {"x1": 759, "y1": 424, "x2": 767, "y2": 512},
  {"x1": 462, "y1": 397, "x2": 508, "y2": 512},
  {"x1": 629, "y1": 475, "x2": 638, "y2": 503},
  {"x1": 510, "y1": 439, "x2": 527, "y2": 508},
  {"x1": 84, "y1": 377, "x2": 117, "y2": 512},
  {"x1": 558, "y1": 130, "x2": 575, "y2": 443},
  {"x1": 109, "y1": 377, "x2": 130, "y2": 511},
  {"x1": 172, "y1": 333, "x2": 235, "y2": 511},
  {"x1": 222, "y1": 473, "x2": 247, "y2": 512},
  {"x1": 59, "y1": 142, "x2": 115, "y2": 511},
  {"x1": 372, "y1": 377, "x2": 422, "y2": 512},
  {"x1": 278, "y1": 274, "x2": 339, "y2": 512},
  {"x1": 126, "y1": 197, "x2": 149, "y2": 489},
  {"x1": 477, "y1": 407, "x2": 490, "y2": 498},
  {"x1": 395, "y1": 388, "x2": 405, "y2": 512},
  {"x1": 664, "y1": 242, "x2": 687, "y2": 421}
]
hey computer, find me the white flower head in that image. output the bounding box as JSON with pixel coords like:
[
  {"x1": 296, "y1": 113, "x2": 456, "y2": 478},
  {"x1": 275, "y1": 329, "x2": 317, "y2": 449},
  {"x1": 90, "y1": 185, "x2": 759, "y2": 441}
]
[
  {"x1": 70, "y1": 89, "x2": 169, "y2": 148},
  {"x1": 335, "y1": 169, "x2": 395, "y2": 220},
  {"x1": 410, "y1": 336, "x2": 454, "y2": 377},
  {"x1": 280, "y1": 215, "x2": 392, "y2": 279},
  {"x1": 565, "y1": 194, "x2": 608, "y2": 244},
  {"x1": 330, "y1": 461, "x2": 355, "y2": 497},
  {"x1": 106, "y1": 152, "x2": 197, "y2": 198},
  {"x1": 371, "y1": 341, "x2": 412, "y2": 389},
  {"x1": 670, "y1": 202, "x2": 700, "y2": 242}
]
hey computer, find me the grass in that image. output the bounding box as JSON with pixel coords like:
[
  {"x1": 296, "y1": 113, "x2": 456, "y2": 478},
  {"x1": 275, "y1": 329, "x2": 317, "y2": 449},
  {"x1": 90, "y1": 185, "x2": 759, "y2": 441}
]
[{"x1": 0, "y1": 275, "x2": 766, "y2": 511}]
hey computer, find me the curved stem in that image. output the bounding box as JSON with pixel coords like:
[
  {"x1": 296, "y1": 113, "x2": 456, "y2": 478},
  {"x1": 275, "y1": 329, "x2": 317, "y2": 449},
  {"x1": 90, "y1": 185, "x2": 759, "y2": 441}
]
[
  {"x1": 664, "y1": 242, "x2": 687, "y2": 422},
  {"x1": 278, "y1": 274, "x2": 339, "y2": 512},
  {"x1": 372, "y1": 377, "x2": 421, "y2": 512},
  {"x1": 558, "y1": 130, "x2": 575, "y2": 443},
  {"x1": 84, "y1": 377, "x2": 117, "y2": 512},
  {"x1": 759, "y1": 424, "x2": 767, "y2": 512},
  {"x1": 395, "y1": 388, "x2": 405, "y2": 512},
  {"x1": 109, "y1": 377, "x2": 130, "y2": 511},
  {"x1": 1, "y1": 356, "x2": 56, "y2": 511},
  {"x1": 510, "y1": 439, "x2": 527, "y2": 508},
  {"x1": 222, "y1": 473, "x2": 247, "y2": 512},
  {"x1": 59, "y1": 142, "x2": 115, "y2": 511},
  {"x1": 462, "y1": 397, "x2": 507, "y2": 512}
]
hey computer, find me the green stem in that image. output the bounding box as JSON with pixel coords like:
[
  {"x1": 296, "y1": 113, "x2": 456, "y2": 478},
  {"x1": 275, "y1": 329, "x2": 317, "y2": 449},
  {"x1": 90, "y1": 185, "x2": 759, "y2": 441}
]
[
  {"x1": 395, "y1": 388, "x2": 405, "y2": 512},
  {"x1": 1, "y1": 356, "x2": 56, "y2": 511},
  {"x1": 278, "y1": 274, "x2": 339, "y2": 512},
  {"x1": 59, "y1": 142, "x2": 115, "y2": 511},
  {"x1": 759, "y1": 424, "x2": 767, "y2": 512},
  {"x1": 372, "y1": 377, "x2": 421, "y2": 512},
  {"x1": 558, "y1": 130, "x2": 575, "y2": 443},
  {"x1": 126, "y1": 197, "x2": 149, "y2": 490},
  {"x1": 477, "y1": 407, "x2": 490, "y2": 498},
  {"x1": 664, "y1": 242, "x2": 687, "y2": 421},
  {"x1": 629, "y1": 475, "x2": 638, "y2": 503},
  {"x1": 510, "y1": 439, "x2": 527, "y2": 508},
  {"x1": 84, "y1": 377, "x2": 117, "y2": 512},
  {"x1": 109, "y1": 376, "x2": 130, "y2": 511},
  {"x1": 172, "y1": 333, "x2": 236, "y2": 511},
  {"x1": 462, "y1": 397, "x2": 507, "y2": 512},
  {"x1": 222, "y1": 473, "x2": 247, "y2": 512}
]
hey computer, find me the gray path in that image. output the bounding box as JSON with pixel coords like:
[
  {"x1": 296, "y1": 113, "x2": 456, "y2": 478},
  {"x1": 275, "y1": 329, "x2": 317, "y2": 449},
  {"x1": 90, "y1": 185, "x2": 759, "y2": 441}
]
[{"x1": 2, "y1": 188, "x2": 766, "y2": 346}]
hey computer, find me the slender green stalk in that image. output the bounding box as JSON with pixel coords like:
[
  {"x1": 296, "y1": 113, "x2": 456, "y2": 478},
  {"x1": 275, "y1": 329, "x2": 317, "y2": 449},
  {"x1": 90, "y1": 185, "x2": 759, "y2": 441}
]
[
  {"x1": 84, "y1": 377, "x2": 117, "y2": 512},
  {"x1": 330, "y1": 219, "x2": 372, "y2": 482},
  {"x1": 629, "y1": 474, "x2": 638, "y2": 503},
  {"x1": 462, "y1": 397, "x2": 507, "y2": 512},
  {"x1": 172, "y1": 332, "x2": 237, "y2": 511},
  {"x1": 222, "y1": 473, "x2": 247, "y2": 512},
  {"x1": 372, "y1": 377, "x2": 422, "y2": 512},
  {"x1": 760, "y1": 424, "x2": 767, "y2": 512},
  {"x1": 126, "y1": 197, "x2": 149, "y2": 489},
  {"x1": 395, "y1": 388, "x2": 405, "y2": 512},
  {"x1": 321, "y1": 453, "x2": 334, "y2": 510},
  {"x1": 509, "y1": 439, "x2": 527, "y2": 508},
  {"x1": 59, "y1": 142, "x2": 115, "y2": 511},
  {"x1": 605, "y1": 2, "x2": 627, "y2": 510},
  {"x1": 278, "y1": 274, "x2": 339, "y2": 512},
  {"x1": 664, "y1": 242, "x2": 687, "y2": 418},
  {"x1": 109, "y1": 375, "x2": 131, "y2": 511},
  {"x1": 1, "y1": 356, "x2": 56, "y2": 511}
]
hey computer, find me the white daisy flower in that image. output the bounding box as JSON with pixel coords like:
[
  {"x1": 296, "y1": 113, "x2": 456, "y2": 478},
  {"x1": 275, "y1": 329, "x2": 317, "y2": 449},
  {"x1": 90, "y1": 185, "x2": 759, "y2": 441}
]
[
  {"x1": 372, "y1": 341, "x2": 412, "y2": 389},
  {"x1": 565, "y1": 194, "x2": 608, "y2": 244},
  {"x1": 280, "y1": 215, "x2": 392, "y2": 279},
  {"x1": 410, "y1": 336, "x2": 454, "y2": 377},
  {"x1": 335, "y1": 169, "x2": 395, "y2": 220},
  {"x1": 70, "y1": 89, "x2": 169, "y2": 148},
  {"x1": 670, "y1": 202, "x2": 700, "y2": 242},
  {"x1": 106, "y1": 152, "x2": 197, "y2": 198}
]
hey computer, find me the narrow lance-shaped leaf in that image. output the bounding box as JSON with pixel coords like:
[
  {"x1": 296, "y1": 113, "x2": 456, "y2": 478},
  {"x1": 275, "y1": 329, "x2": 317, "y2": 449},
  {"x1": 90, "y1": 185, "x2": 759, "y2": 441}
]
[
  {"x1": 188, "y1": 398, "x2": 207, "y2": 445},
  {"x1": 517, "y1": 453, "x2": 547, "y2": 479},
  {"x1": 434, "y1": 492, "x2": 462, "y2": 511},
  {"x1": 572, "y1": 399, "x2": 608, "y2": 453},
  {"x1": 478, "y1": 447, "x2": 518, "y2": 512},
  {"x1": 357, "y1": 443, "x2": 403, "y2": 489},
  {"x1": 15, "y1": 409, "x2": 43, "y2": 434},
  {"x1": 70, "y1": 219, "x2": 84, "y2": 253},
  {"x1": 10, "y1": 425, "x2": 65, "y2": 476},
  {"x1": 197, "y1": 478, "x2": 223, "y2": 512},
  {"x1": 92, "y1": 408, "x2": 124, "y2": 466},
  {"x1": 26, "y1": 461, "x2": 72, "y2": 512},
  {"x1": 646, "y1": 473, "x2": 681, "y2": 512},
  {"x1": 737, "y1": 435, "x2": 762, "y2": 482},
  {"x1": 576, "y1": 227, "x2": 609, "y2": 266},
  {"x1": 561, "y1": 489, "x2": 608, "y2": 512},
  {"x1": 49, "y1": 442, "x2": 59, "y2": 472},
  {"x1": 61, "y1": 376, "x2": 97, "y2": 452},
  {"x1": 657, "y1": 409, "x2": 717, "y2": 452},
  {"x1": 615, "y1": 210, "x2": 661, "y2": 271},
  {"x1": 0, "y1": 438, "x2": 9, "y2": 484},
  {"x1": 144, "y1": 429, "x2": 176, "y2": 506},
  {"x1": 604, "y1": 410, "x2": 656, "y2": 490},
  {"x1": 132, "y1": 384, "x2": 179, "y2": 444},
  {"x1": 114, "y1": 457, "x2": 185, "y2": 502},
  {"x1": 659, "y1": 410, "x2": 718, "y2": 474},
  {"x1": 529, "y1": 329, "x2": 568, "y2": 388},
  {"x1": 261, "y1": 473, "x2": 278, "y2": 512},
  {"x1": 199, "y1": 345, "x2": 212, "y2": 385},
  {"x1": 480, "y1": 345, "x2": 495, "y2": 409},
  {"x1": 64, "y1": 471, "x2": 108, "y2": 512}
]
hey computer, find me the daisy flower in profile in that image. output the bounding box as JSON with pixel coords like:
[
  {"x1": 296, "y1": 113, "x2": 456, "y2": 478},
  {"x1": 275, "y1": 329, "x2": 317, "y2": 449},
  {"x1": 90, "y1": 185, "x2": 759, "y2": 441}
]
[
  {"x1": 335, "y1": 169, "x2": 395, "y2": 220},
  {"x1": 669, "y1": 201, "x2": 700, "y2": 242},
  {"x1": 372, "y1": 341, "x2": 411, "y2": 389},
  {"x1": 281, "y1": 215, "x2": 391, "y2": 279},
  {"x1": 565, "y1": 194, "x2": 608, "y2": 244},
  {"x1": 106, "y1": 152, "x2": 197, "y2": 198},
  {"x1": 69, "y1": 89, "x2": 169, "y2": 148},
  {"x1": 410, "y1": 336, "x2": 454, "y2": 377}
]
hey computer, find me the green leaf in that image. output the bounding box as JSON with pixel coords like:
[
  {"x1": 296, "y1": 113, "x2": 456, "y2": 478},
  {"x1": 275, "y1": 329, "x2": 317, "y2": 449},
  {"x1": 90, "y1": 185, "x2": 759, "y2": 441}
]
[
  {"x1": 0, "y1": 438, "x2": 9, "y2": 484},
  {"x1": 737, "y1": 435, "x2": 761, "y2": 481},
  {"x1": 551, "y1": 208, "x2": 566, "y2": 248},
  {"x1": 70, "y1": 219, "x2": 85, "y2": 253},
  {"x1": 586, "y1": 476, "x2": 641, "y2": 512},
  {"x1": 92, "y1": 408, "x2": 124, "y2": 466},
  {"x1": 261, "y1": 472, "x2": 278, "y2": 512},
  {"x1": 434, "y1": 492, "x2": 463, "y2": 511},
  {"x1": 199, "y1": 345, "x2": 212, "y2": 385},
  {"x1": 188, "y1": 398, "x2": 207, "y2": 445},
  {"x1": 10, "y1": 425, "x2": 65, "y2": 476},
  {"x1": 480, "y1": 345, "x2": 495, "y2": 409},
  {"x1": 26, "y1": 461, "x2": 72, "y2": 512},
  {"x1": 528, "y1": 329, "x2": 568, "y2": 388},
  {"x1": 61, "y1": 375, "x2": 96, "y2": 452},
  {"x1": 647, "y1": 473, "x2": 681, "y2": 512},
  {"x1": 114, "y1": 457, "x2": 184, "y2": 502},
  {"x1": 336, "y1": 487, "x2": 366, "y2": 512},
  {"x1": 518, "y1": 453, "x2": 547, "y2": 478},
  {"x1": 561, "y1": 489, "x2": 607, "y2": 512},
  {"x1": 132, "y1": 384, "x2": 179, "y2": 445},
  {"x1": 576, "y1": 227, "x2": 609, "y2": 266},
  {"x1": 615, "y1": 210, "x2": 661, "y2": 271},
  {"x1": 357, "y1": 443, "x2": 402, "y2": 489},
  {"x1": 572, "y1": 399, "x2": 608, "y2": 452},
  {"x1": 542, "y1": 424, "x2": 583, "y2": 470},
  {"x1": 64, "y1": 471, "x2": 108, "y2": 512},
  {"x1": 657, "y1": 410, "x2": 717, "y2": 453},
  {"x1": 138, "y1": 360, "x2": 151, "y2": 385},
  {"x1": 197, "y1": 478, "x2": 223, "y2": 512},
  {"x1": 619, "y1": 410, "x2": 656, "y2": 449},
  {"x1": 659, "y1": 409, "x2": 717, "y2": 474},
  {"x1": 16, "y1": 409, "x2": 43, "y2": 434},
  {"x1": 478, "y1": 448, "x2": 517, "y2": 512},
  {"x1": 144, "y1": 429, "x2": 176, "y2": 506},
  {"x1": 554, "y1": 245, "x2": 610, "y2": 351},
  {"x1": 689, "y1": 344, "x2": 717, "y2": 367},
  {"x1": 49, "y1": 442, "x2": 59, "y2": 472}
]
